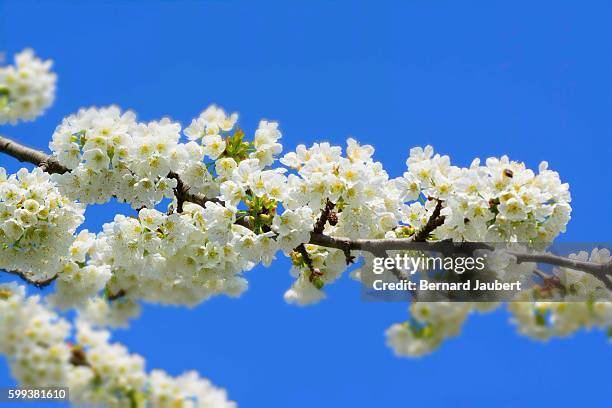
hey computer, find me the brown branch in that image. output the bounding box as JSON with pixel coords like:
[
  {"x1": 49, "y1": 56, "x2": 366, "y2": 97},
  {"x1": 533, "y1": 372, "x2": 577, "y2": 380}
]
[
  {"x1": 167, "y1": 172, "x2": 223, "y2": 213},
  {"x1": 0, "y1": 135, "x2": 68, "y2": 174},
  {"x1": 313, "y1": 199, "x2": 335, "y2": 234},
  {"x1": 309, "y1": 199, "x2": 353, "y2": 265},
  {"x1": 591, "y1": 270, "x2": 612, "y2": 292},
  {"x1": 308, "y1": 232, "x2": 612, "y2": 278},
  {"x1": 412, "y1": 199, "x2": 445, "y2": 242},
  {"x1": 531, "y1": 268, "x2": 565, "y2": 292},
  {"x1": 107, "y1": 288, "x2": 127, "y2": 301},
  {"x1": 532, "y1": 268, "x2": 550, "y2": 281},
  {"x1": 295, "y1": 243, "x2": 323, "y2": 283},
  {"x1": 531, "y1": 265, "x2": 612, "y2": 293},
  {"x1": 2, "y1": 269, "x2": 58, "y2": 289},
  {"x1": 512, "y1": 251, "x2": 612, "y2": 278}
]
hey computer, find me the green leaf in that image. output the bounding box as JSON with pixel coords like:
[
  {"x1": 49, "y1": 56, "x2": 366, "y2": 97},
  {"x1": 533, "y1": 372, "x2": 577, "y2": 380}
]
[
  {"x1": 312, "y1": 277, "x2": 324, "y2": 290},
  {"x1": 0, "y1": 94, "x2": 9, "y2": 110},
  {"x1": 126, "y1": 389, "x2": 147, "y2": 408},
  {"x1": 535, "y1": 311, "x2": 547, "y2": 326}
]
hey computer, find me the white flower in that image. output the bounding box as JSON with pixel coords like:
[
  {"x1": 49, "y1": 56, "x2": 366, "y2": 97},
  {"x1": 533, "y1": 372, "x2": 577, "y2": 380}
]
[
  {"x1": 284, "y1": 277, "x2": 326, "y2": 305},
  {"x1": 250, "y1": 120, "x2": 282, "y2": 166},
  {"x1": 82, "y1": 148, "x2": 110, "y2": 170},
  {"x1": 202, "y1": 134, "x2": 226, "y2": 160},
  {"x1": 184, "y1": 104, "x2": 238, "y2": 141},
  {"x1": 2, "y1": 218, "x2": 24, "y2": 240},
  {"x1": 215, "y1": 157, "x2": 238, "y2": 179},
  {"x1": 139, "y1": 208, "x2": 164, "y2": 230},
  {"x1": 273, "y1": 207, "x2": 314, "y2": 253},
  {"x1": 346, "y1": 138, "x2": 374, "y2": 162},
  {"x1": 498, "y1": 197, "x2": 527, "y2": 221}
]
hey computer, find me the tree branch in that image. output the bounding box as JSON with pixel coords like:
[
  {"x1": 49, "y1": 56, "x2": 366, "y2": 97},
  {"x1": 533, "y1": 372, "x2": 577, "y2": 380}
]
[
  {"x1": 313, "y1": 199, "x2": 335, "y2": 234},
  {"x1": 412, "y1": 198, "x2": 445, "y2": 242},
  {"x1": 513, "y1": 251, "x2": 612, "y2": 277},
  {"x1": 591, "y1": 270, "x2": 612, "y2": 292},
  {"x1": 1, "y1": 269, "x2": 58, "y2": 289},
  {"x1": 532, "y1": 268, "x2": 550, "y2": 281},
  {"x1": 107, "y1": 288, "x2": 127, "y2": 301},
  {"x1": 0, "y1": 135, "x2": 68, "y2": 174},
  {"x1": 295, "y1": 243, "x2": 324, "y2": 284},
  {"x1": 0, "y1": 135, "x2": 239, "y2": 219},
  {"x1": 1, "y1": 135, "x2": 609, "y2": 286},
  {"x1": 167, "y1": 172, "x2": 223, "y2": 213},
  {"x1": 308, "y1": 232, "x2": 612, "y2": 277}
]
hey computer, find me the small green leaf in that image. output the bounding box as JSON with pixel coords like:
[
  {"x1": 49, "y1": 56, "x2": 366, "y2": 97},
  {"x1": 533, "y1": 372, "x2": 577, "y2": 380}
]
[
  {"x1": 312, "y1": 277, "x2": 324, "y2": 290},
  {"x1": 535, "y1": 311, "x2": 547, "y2": 326}
]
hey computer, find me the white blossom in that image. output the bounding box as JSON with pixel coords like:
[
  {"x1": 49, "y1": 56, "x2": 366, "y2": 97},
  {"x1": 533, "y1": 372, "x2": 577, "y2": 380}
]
[
  {"x1": 0, "y1": 49, "x2": 56, "y2": 124},
  {"x1": 0, "y1": 284, "x2": 235, "y2": 407},
  {"x1": 0, "y1": 167, "x2": 84, "y2": 279}
]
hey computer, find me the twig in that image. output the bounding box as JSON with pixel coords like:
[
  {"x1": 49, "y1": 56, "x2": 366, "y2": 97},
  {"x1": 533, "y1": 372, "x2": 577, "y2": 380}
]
[
  {"x1": 591, "y1": 270, "x2": 612, "y2": 292},
  {"x1": 412, "y1": 199, "x2": 445, "y2": 242},
  {"x1": 295, "y1": 243, "x2": 323, "y2": 283},
  {"x1": 532, "y1": 268, "x2": 550, "y2": 281},
  {"x1": 2, "y1": 269, "x2": 58, "y2": 289},
  {"x1": 167, "y1": 172, "x2": 223, "y2": 213},
  {"x1": 513, "y1": 251, "x2": 612, "y2": 277},
  {"x1": 308, "y1": 233, "x2": 612, "y2": 277},
  {"x1": 313, "y1": 199, "x2": 335, "y2": 234},
  {"x1": 0, "y1": 135, "x2": 68, "y2": 174},
  {"x1": 107, "y1": 288, "x2": 127, "y2": 301}
]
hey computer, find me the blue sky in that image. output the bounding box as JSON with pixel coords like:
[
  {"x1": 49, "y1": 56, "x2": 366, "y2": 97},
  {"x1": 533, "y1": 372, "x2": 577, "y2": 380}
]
[{"x1": 1, "y1": 1, "x2": 611, "y2": 407}]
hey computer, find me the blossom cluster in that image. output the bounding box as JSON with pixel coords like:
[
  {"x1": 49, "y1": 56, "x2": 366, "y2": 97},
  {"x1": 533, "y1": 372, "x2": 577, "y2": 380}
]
[
  {"x1": 50, "y1": 107, "x2": 183, "y2": 208},
  {"x1": 0, "y1": 283, "x2": 235, "y2": 407},
  {"x1": 278, "y1": 139, "x2": 414, "y2": 303},
  {"x1": 0, "y1": 49, "x2": 56, "y2": 124},
  {"x1": 46, "y1": 133, "x2": 576, "y2": 307},
  {"x1": 0, "y1": 284, "x2": 71, "y2": 386},
  {"x1": 49, "y1": 230, "x2": 112, "y2": 309},
  {"x1": 0, "y1": 167, "x2": 84, "y2": 279},
  {"x1": 284, "y1": 244, "x2": 349, "y2": 305},
  {"x1": 509, "y1": 248, "x2": 612, "y2": 340},
  {"x1": 276, "y1": 141, "x2": 571, "y2": 305},
  {"x1": 385, "y1": 302, "x2": 475, "y2": 357},
  {"x1": 78, "y1": 296, "x2": 141, "y2": 328},
  {"x1": 91, "y1": 205, "x2": 275, "y2": 306},
  {"x1": 280, "y1": 139, "x2": 410, "y2": 236},
  {"x1": 401, "y1": 146, "x2": 571, "y2": 243},
  {"x1": 384, "y1": 249, "x2": 612, "y2": 357},
  {"x1": 50, "y1": 104, "x2": 284, "y2": 209}
]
